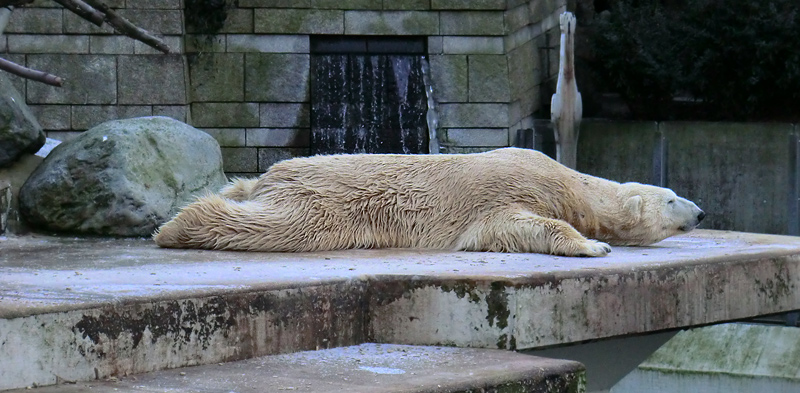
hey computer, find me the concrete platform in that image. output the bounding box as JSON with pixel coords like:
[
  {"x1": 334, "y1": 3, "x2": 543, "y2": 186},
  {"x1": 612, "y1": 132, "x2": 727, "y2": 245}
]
[
  {"x1": 2, "y1": 229, "x2": 800, "y2": 390},
  {"x1": 3, "y1": 344, "x2": 585, "y2": 393}
]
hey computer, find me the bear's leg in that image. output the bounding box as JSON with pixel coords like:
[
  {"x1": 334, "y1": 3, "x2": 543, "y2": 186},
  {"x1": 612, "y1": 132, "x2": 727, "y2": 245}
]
[
  {"x1": 220, "y1": 177, "x2": 259, "y2": 201},
  {"x1": 455, "y1": 209, "x2": 611, "y2": 257}
]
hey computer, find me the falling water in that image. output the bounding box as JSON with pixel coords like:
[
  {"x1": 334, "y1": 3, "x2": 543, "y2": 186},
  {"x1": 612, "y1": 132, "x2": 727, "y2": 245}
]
[
  {"x1": 310, "y1": 54, "x2": 430, "y2": 155},
  {"x1": 420, "y1": 56, "x2": 440, "y2": 154}
]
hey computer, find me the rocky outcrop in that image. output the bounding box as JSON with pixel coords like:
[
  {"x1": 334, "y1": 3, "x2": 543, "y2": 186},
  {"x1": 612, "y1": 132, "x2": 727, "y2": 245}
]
[
  {"x1": 19, "y1": 116, "x2": 227, "y2": 236},
  {"x1": 0, "y1": 75, "x2": 45, "y2": 167}
]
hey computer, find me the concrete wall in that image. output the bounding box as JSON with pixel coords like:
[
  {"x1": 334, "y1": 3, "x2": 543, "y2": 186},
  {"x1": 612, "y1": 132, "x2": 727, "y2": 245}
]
[
  {"x1": 3, "y1": 0, "x2": 567, "y2": 177},
  {"x1": 577, "y1": 121, "x2": 800, "y2": 236}
]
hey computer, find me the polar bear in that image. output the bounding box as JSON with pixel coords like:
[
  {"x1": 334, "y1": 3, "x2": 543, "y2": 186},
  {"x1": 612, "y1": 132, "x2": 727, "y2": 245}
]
[{"x1": 153, "y1": 148, "x2": 704, "y2": 257}]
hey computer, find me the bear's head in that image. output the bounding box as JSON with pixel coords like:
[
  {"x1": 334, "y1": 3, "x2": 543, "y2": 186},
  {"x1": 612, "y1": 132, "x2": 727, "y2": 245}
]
[{"x1": 613, "y1": 182, "x2": 705, "y2": 246}]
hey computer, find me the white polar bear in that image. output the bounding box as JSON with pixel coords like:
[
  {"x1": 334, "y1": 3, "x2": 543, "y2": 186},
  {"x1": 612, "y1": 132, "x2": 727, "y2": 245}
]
[{"x1": 154, "y1": 148, "x2": 704, "y2": 257}]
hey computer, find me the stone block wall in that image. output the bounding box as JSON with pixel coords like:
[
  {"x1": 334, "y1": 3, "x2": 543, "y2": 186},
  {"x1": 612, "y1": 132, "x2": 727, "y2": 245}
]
[{"x1": 3, "y1": 0, "x2": 567, "y2": 177}]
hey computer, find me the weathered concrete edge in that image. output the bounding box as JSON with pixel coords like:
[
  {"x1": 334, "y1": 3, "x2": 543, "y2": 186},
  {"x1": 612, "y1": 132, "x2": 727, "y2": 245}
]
[
  {"x1": 0, "y1": 280, "x2": 368, "y2": 391},
  {"x1": 442, "y1": 360, "x2": 587, "y2": 393},
  {"x1": 4, "y1": 248, "x2": 800, "y2": 390},
  {"x1": 369, "y1": 253, "x2": 800, "y2": 350}
]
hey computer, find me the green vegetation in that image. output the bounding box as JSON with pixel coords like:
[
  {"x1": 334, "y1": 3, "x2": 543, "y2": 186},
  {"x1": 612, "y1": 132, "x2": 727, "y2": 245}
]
[{"x1": 590, "y1": 0, "x2": 800, "y2": 120}]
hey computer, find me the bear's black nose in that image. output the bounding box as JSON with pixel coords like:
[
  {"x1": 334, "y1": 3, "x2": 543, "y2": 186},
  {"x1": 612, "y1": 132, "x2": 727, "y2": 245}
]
[{"x1": 697, "y1": 211, "x2": 706, "y2": 222}]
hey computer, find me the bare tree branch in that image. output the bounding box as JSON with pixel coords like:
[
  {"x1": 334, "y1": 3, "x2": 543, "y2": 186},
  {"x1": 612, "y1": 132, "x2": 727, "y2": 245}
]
[
  {"x1": 52, "y1": 0, "x2": 103, "y2": 26},
  {"x1": 0, "y1": 57, "x2": 63, "y2": 86},
  {"x1": 82, "y1": 0, "x2": 171, "y2": 54},
  {"x1": 0, "y1": 0, "x2": 171, "y2": 86}
]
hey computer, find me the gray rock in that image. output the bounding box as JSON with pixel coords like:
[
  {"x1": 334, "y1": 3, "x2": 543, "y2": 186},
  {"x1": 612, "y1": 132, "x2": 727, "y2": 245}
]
[
  {"x1": 0, "y1": 75, "x2": 45, "y2": 167},
  {"x1": 19, "y1": 116, "x2": 227, "y2": 236}
]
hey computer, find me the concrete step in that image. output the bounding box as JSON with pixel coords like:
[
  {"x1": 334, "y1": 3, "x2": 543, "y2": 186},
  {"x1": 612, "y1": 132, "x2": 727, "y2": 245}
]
[
  {"x1": 3, "y1": 230, "x2": 800, "y2": 390},
  {"x1": 3, "y1": 344, "x2": 585, "y2": 393}
]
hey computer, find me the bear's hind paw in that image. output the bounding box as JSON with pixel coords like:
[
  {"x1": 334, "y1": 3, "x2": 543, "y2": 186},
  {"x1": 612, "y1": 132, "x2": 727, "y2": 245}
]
[{"x1": 574, "y1": 240, "x2": 611, "y2": 257}]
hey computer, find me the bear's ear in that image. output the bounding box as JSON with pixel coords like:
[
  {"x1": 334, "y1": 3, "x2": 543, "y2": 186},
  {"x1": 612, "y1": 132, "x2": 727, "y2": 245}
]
[{"x1": 623, "y1": 195, "x2": 642, "y2": 221}]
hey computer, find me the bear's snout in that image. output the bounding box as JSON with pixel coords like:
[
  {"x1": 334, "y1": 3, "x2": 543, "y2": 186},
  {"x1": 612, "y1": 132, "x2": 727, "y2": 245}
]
[{"x1": 697, "y1": 210, "x2": 706, "y2": 222}]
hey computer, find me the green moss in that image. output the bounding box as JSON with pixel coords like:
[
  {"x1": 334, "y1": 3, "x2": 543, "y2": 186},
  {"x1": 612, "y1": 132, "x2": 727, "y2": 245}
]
[{"x1": 486, "y1": 281, "x2": 510, "y2": 329}]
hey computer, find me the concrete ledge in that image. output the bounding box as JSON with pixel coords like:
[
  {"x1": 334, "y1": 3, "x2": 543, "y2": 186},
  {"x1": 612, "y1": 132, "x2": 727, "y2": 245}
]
[
  {"x1": 3, "y1": 344, "x2": 585, "y2": 393},
  {"x1": 2, "y1": 230, "x2": 800, "y2": 389}
]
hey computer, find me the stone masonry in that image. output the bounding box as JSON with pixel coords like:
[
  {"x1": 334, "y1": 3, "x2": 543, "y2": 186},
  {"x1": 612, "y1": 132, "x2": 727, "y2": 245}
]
[{"x1": 4, "y1": 0, "x2": 567, "y2": 177}]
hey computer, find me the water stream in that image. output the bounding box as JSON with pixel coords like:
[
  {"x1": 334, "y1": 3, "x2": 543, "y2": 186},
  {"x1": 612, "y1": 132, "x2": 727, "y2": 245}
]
[{"x1": 310, "y1": 53, "x2": 433, "y2": 155}]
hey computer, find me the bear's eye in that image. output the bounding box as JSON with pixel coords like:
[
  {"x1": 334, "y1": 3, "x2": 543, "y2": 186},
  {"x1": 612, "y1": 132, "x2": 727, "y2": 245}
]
[{"x1": 668, "y1": 199, "x2": 675, "y2": 204}]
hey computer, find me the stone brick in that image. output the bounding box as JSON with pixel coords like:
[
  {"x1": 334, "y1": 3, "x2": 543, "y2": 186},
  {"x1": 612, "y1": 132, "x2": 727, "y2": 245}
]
[
  {"x1": 221, "y1": 147, "x2": 258, "y2": 172},
  {"x1": 71, "y1": 105, "x2": 153, "y2": 130},
  {"x1": 202, "y1": 128, "x2": 247, "y2": 147},
  {"x1": 440, "y1": 12, "x2": 505, "y2": 36},
  {"x1": 442, "y1": 36, "x2": 504, "y2": 54},
  {"x1": 127, "y1": 0, "x2": 182, "y2": 8},
  {"x1": 504, "y1": 24, "x2": 533, "y2": 53},
  {"x1": 238, "y1": 0, "x2": 311, "y2": 7},
  {"x1": 429, "y1": 55, "x2": 467, "y2": 103},
  {"x1": 219, "y1": 8, "x2": 254, "y2": 33},
  {"x1": 345, "y1": 11, "x2": 439, "y2": 35},
  {"x1": 427, "y1": 36, "x2": 443, "y2": 54},
  {"x1": 28, "y1": 105, "x2": 70, "y2": 130},
  {"x1": 530, "y1": 0, "x2": 564, "y2": 24},
  {"x1": 29, "y1": 0, "x2": 62, "y2": 7},
  {"x1": 468, "y1": 55, "x2": 510, "y2": 102},
  {"x1": 246, "y1": 128, "x2": 310, "y2": 147},
  {"x1": 226, "y1": 35, "x2": 309, "y2": 53},
  {"x1": 245, "y1": 54, "x2": 309, "y2": 102},
  {"x1": 260, "y1": 103, "x2": 310, "y2": 128},
  {"x1": 505, "y1": 3, "x2": 531, "y2": 32},
  {"x1": 439, "y1": 103, "x2": 509, "y2": 128},
  {"x1": 312, "y1": 0, "x2": 382, "y2": 8},
  {"x1": 118, "y1": 55, "x2": 186, "y2": 105},
  {"x1": 191, "y1": 103, "x2": 259, "y2": 128},
  {"x1": 117, "y1": 9, "x2": 183, "y2": 35},
  {"x1": 3, "y1": 54, "x2": 25, "y2": 93},
  {"x1": 432, "y1": 0, "x2": 505, "y2": 10},
  {"x1": 135, "y1": 36, "x2": 183, "y2": 54},
  {"x1": 27, "y1": 55, "x2": 116, "y2": 104},
  {"x1": 7, "y1": 35, "x2": 89, "y2": 54},
  {"x1": 254, "y1": 9, "x2": 344, "y2": 34},
  {"x1": 6, "y1": 8, "x2": 62, "y2": 34},
  {"x1": 258, "y1": 148, "x2": 307, "y2": 171},
  {"x1": 0, "y1": 36, "x2": 5, "y2": 53},
  {"x1": 384, "y1": 0, "x2": 430, "y2": 10},
  {"x1": 90, "y1": 36, "x2": 135, "y2": 54},
  {"x1": 508, "y1": 86, "x2": 539, "y2": 124},
  {"x1": 188, "y1": 53, "x2": 244, "y2": 102},
  {"x1": 507, "y1": 40, "x2": 538, "y2": 100},
  {"x1": 153, "y1": 105, "x2": 187, "y2": 122},
  {"x1": 64, "y1": 12, "x2": 116, "y2": 34},
  {"x1": 445, "y1": 128, "x2": 508, "y2": 146},
  {"x1": 185, "y1": 35, "x2": 226, "y2": 53}
]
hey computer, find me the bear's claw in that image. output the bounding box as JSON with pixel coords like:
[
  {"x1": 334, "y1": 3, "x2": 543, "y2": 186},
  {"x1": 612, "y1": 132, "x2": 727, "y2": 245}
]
[{"x1": 576, "y1": 240, "x2": 611, "y2": 257}]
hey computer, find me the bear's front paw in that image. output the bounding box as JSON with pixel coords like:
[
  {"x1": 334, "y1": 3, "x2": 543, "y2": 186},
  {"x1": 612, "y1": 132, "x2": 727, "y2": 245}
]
[{"x1": 575, "y1": 240, "x2": 611, "y2": 257}]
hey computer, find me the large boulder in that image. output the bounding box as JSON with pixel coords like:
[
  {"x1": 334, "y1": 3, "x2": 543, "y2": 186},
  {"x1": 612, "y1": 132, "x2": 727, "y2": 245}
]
[
  {"x1": 0, "y1": 74, "x2": 45, "y2": 167},
  {"x1": 19, "y1": 116, "x2": 227, "y2": 236}
]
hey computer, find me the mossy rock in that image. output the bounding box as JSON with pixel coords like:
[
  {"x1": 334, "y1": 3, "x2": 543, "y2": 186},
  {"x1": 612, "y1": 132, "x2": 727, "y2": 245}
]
[{"x1": 19, "y1": 116, "x2": 227, "y2": 236}]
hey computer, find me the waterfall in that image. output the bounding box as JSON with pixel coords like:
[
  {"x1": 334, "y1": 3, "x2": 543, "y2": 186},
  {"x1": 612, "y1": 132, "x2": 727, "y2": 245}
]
[
  {"x1": 420, "y1": 56, "x2": 440, "y2": 154},
  {"x1": 310, "y1": 53, "x2": 430, "y2": 156}
]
